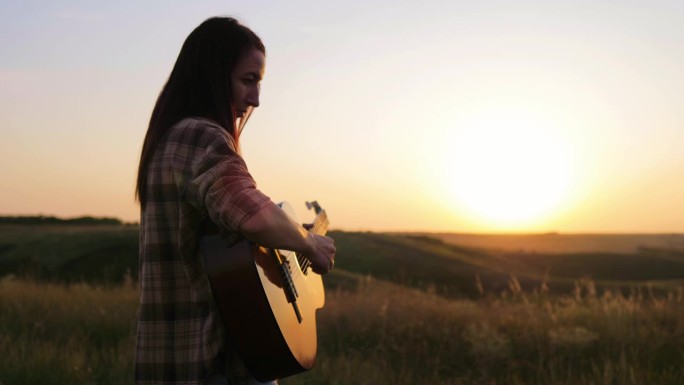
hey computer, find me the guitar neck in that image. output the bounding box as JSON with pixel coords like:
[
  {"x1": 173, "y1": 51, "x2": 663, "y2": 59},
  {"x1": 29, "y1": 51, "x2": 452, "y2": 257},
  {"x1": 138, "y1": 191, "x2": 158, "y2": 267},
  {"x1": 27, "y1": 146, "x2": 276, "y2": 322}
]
[
  {"x1": 296, "y1": 204, "x2": 329, "y2": 274},
  {"x1": 310, "y1": 210, "x2": 329, "y2": 237}
]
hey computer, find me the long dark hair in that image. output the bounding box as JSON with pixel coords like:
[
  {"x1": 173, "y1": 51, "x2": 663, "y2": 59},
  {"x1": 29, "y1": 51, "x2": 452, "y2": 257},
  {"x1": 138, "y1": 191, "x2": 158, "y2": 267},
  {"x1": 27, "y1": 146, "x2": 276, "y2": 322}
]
[{"x1": 136, "y1": 17, "x2": 265, "y2": 208}]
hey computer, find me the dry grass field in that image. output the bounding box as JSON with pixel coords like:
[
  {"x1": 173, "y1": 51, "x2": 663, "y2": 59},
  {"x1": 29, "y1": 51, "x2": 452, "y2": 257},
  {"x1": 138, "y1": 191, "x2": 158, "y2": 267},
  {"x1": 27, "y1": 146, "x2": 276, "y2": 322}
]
[{"x1": 0, "y1": 223, "x2": 683, "y2": 384}]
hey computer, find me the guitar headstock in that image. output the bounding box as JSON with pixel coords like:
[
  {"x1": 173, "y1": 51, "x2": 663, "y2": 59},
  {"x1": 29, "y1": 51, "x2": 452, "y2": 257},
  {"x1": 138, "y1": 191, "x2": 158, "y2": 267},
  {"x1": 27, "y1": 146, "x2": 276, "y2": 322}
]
[
  {"x1": 305, "y1": 201, "x2": 323, "y2": 215},
  {"x1": 305, "y1": 201, "x2": 328, "y2": 236}
]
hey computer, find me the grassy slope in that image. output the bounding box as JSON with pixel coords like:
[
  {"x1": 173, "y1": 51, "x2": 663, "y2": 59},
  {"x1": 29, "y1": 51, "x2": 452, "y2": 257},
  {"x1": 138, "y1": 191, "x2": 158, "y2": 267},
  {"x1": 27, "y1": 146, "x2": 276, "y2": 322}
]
[
  {"x1": 331, "y1": 231, "x2": 684, "y2": 297},
  {"x1": 1, "y1": 225, "x2": 683, "y2": 296},
  {"x1": 0, "y1": 225, "x2": 139, "y2": 284},
  {"x1": 423, "y1": 232, "x2": 684, "y2": 254}
]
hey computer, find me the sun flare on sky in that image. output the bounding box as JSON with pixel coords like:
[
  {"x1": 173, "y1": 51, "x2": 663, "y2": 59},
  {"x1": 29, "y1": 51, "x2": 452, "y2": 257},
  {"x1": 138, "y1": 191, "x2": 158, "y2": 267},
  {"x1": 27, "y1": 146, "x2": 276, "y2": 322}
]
[
  {"x1": 440, "y1": 107, "x2": 577, "y2": 230},
  {"x1": 1, "y1": 1, "x2": 683, "y2": 233}
]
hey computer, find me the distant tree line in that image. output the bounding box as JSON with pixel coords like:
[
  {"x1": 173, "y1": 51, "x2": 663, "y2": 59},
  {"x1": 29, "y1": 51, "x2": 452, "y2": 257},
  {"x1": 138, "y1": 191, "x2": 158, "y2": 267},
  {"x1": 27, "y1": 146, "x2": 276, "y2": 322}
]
[{"x1": 0, "y1": 215, "x2": 124, "y2": 225}]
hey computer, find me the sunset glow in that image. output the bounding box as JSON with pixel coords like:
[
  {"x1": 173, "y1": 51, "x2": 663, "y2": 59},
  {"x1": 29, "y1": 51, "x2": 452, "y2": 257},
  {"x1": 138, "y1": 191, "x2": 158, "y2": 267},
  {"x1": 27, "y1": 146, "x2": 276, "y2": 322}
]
[
  {"x1": 440, "y1": 107, "x2": 577, "y2": 229},
  {"x1": 1, "y1": 1, "x2": 683, "y2": 233}
]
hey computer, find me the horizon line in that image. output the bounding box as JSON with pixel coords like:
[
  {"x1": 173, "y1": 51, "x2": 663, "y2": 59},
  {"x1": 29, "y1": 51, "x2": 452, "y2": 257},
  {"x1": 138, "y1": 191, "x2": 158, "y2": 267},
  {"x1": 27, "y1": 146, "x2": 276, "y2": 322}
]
[{"x1": 1, "y1": 214, "x2": 683, "y2": 235}]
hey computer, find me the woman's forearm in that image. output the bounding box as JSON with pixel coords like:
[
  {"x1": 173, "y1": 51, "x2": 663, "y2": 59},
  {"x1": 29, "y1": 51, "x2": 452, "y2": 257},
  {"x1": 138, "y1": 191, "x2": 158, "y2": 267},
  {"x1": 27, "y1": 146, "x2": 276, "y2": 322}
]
[
  {"x1": 238, "y1": 201, "x2": 336, "y2": 275},
  {"x1": 238, "y1": 201, "x2": 315, "y2": 254}
]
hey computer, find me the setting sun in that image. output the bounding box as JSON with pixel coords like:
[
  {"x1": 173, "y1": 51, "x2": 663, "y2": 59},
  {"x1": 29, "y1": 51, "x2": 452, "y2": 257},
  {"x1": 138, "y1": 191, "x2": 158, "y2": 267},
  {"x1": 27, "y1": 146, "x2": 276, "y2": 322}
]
[
  {"x1": 1, "y1": 1, "x2": 682, "y2": 233},
  {"x1": 442, "y1": 108, "x2": 576, "y2": 229}
]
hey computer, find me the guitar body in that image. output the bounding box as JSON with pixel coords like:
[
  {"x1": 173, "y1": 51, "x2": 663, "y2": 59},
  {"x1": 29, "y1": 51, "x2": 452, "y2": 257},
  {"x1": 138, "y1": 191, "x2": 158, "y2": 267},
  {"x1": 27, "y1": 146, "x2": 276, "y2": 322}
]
[{"x1": 201, "y1": 202, "x2": 327, "y2": 382}]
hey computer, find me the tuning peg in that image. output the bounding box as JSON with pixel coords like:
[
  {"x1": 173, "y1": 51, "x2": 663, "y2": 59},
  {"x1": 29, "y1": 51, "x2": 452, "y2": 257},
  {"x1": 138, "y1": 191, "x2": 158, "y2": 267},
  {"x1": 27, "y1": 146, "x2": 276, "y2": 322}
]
[{"x1": 305, "y1": 201, "x2": 322, "y2": 214}]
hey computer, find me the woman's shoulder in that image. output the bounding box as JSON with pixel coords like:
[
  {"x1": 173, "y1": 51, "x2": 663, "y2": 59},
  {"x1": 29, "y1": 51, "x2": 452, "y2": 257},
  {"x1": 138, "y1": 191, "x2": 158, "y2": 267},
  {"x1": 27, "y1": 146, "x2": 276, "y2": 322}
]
[
  {"x1": 166, "y1": 117, "x2": 236, "y2": 149},
  {"x1": 169, "y1": 116, "x2": 225, "y2": 136}
]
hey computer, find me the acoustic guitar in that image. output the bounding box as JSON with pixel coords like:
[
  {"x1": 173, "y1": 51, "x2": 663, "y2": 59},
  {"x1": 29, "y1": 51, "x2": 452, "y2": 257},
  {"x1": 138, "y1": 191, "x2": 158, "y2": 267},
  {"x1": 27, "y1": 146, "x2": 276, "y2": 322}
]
[{"x1": 201, "y1": 201, "x2": 329, "y2": 382}]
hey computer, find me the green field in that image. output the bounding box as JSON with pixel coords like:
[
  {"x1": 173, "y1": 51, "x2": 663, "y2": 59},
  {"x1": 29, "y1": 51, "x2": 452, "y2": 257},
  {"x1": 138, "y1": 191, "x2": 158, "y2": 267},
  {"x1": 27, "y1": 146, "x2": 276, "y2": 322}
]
[{"x1": 1, "y1": 224, "x2": 683, "y2": 384}]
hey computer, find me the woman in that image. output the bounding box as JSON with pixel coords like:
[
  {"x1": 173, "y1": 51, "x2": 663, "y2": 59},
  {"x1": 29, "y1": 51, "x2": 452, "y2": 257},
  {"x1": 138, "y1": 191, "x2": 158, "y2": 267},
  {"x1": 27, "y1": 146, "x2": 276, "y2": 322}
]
[{"x1": 135, "y1": 17, "x2": 336, "y2": 385}]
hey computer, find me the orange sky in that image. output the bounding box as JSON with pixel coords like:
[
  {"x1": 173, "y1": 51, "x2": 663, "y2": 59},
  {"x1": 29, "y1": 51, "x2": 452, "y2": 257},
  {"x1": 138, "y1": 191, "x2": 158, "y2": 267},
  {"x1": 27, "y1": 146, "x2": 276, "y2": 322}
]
[{"x1": 1, "y1": 1, "x2": 683, "y2": 233}]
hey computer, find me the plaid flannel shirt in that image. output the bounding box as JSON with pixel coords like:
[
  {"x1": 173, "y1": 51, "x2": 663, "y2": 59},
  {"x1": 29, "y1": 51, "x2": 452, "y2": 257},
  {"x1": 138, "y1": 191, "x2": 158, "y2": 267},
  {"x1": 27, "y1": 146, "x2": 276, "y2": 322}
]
[{"x1": 136, "y1": 117, "x2": 271, "y2": 385}]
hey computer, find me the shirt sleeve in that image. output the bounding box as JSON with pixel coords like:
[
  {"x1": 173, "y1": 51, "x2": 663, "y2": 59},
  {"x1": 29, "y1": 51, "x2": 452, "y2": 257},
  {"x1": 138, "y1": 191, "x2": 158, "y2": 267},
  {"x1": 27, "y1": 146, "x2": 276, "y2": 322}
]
[{"x1": 176, "y1": 121, "x2": 271, "y2": 232}]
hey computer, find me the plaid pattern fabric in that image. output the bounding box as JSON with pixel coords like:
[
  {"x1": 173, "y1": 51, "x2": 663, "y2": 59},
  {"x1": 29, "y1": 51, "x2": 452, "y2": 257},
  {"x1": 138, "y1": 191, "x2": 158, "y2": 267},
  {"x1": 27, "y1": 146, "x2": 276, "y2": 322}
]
[{"x1": 136, "y1": 117, "x2": 271, "y2": 385}]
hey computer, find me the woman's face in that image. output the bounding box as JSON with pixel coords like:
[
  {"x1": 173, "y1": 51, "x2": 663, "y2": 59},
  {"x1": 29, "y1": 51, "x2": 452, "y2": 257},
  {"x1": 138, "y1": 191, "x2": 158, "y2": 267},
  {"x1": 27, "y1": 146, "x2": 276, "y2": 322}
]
[{"x1": 231, "y1": 48, "x2": 265, "y2": 119}]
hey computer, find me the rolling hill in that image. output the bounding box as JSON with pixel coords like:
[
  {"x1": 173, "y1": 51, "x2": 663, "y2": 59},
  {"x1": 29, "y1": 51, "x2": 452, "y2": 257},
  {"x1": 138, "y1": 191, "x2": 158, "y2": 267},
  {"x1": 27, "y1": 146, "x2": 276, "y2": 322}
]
[{"x1": 1, "y1": 224, "x2": 682, "y2": 297}]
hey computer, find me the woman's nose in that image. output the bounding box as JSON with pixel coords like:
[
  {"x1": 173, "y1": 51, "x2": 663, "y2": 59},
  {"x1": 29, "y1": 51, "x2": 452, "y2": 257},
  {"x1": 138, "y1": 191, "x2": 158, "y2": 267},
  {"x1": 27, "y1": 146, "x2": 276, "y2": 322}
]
[{"x1": 246, "y1": 88, "x2": 260, "y2": 108}]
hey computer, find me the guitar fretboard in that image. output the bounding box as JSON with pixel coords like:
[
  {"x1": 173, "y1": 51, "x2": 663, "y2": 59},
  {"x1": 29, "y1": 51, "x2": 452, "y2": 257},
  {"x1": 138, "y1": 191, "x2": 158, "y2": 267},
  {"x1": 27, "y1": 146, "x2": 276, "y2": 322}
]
[{"x1": 297, "y1": 209, "x2": 329, "y2": 274}]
